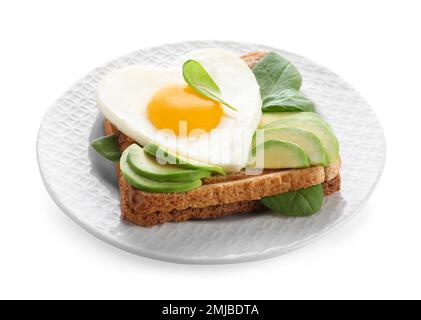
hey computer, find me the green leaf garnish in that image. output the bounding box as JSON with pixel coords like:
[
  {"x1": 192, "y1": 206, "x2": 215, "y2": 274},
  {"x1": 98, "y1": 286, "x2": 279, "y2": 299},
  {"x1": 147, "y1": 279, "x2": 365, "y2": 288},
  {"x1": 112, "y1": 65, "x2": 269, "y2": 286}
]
[
  {"x1": 91, "y1": 134, "x2": 121, "y2": 161},
  {"x1": 253, "y1": 52, "x2": 317, "y2": 113},
  {"x1": 182, "y1": 59, "x2": 238, "y2": 112},
  {"x1": 262, "y1": 89, "x2": 315, "y2": 112},
  {"x1": 260, "y1": 184, "x2": 324, "y2": 216},
  {"x1": 252, "y1": 52, "x2": 302, "y2": 97}
]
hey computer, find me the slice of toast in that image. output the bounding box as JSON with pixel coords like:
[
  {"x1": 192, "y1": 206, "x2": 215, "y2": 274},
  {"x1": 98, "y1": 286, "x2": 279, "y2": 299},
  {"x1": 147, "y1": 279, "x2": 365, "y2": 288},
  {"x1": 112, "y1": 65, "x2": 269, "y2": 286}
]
[{"x1": 103, "y1": 51, "x2": 341, "y2": 227}]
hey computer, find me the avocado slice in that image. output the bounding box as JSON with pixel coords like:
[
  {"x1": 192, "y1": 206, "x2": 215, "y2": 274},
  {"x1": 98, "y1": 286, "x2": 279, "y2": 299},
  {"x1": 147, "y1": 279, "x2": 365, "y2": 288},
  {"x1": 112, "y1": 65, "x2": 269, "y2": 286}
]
[
  {"x1": 250, "y1": 139, "x2": 311, "y2": 169},
  {"x1": 263, "y1": 118, "x2": 339, "y2": 163},
  {"x1": 253, "y1": 127, "x2": 328, "y2": 166},
  {"x1": 120, "y1": 145, "x2": 202, "y2": 193},
  {"x1": 143, "y1": 143, "x2": 226, "y2": 176},
  {"x1": 259, "y1": 112, "x2": 327, "y2": 128},
  {"x1": 127, "y1": 144, "x2": 211, "y2": 182}
]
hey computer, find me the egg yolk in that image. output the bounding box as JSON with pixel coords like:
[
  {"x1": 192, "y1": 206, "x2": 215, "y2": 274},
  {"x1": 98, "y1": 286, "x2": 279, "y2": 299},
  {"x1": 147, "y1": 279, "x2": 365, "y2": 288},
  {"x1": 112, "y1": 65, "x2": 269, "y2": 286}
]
[{"x1": 147, "y1": 85, "x2": 223, "y2": 135}]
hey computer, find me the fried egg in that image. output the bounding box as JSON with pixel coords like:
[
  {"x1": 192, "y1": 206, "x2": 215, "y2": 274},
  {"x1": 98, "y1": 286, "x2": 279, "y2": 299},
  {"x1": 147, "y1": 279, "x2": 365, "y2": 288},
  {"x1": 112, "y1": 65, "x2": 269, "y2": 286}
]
[{"x1": 97, "y1": 48, "x2": 262, "y2": 172}]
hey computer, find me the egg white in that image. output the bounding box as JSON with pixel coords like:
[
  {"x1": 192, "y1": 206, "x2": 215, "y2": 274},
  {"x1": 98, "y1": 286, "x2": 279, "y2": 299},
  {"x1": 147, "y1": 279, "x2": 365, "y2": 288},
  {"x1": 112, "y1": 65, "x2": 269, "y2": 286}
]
[{"x1": 97, "y1": 48, "x2": 262, "y2": 172}]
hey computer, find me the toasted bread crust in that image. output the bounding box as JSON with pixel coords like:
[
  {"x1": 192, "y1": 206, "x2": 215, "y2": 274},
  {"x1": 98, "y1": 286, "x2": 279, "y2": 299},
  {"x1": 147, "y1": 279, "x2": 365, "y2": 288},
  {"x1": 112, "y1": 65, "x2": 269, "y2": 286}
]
[
  {"x1": 241, "y1": 51, "x2": 269, "y2": 68},
  {"x1": 102, "y1": 51, "x2": 341, "y2": 226},
  {"x1": 120, "y1": 175, "x2": 340, "y2": 227}
]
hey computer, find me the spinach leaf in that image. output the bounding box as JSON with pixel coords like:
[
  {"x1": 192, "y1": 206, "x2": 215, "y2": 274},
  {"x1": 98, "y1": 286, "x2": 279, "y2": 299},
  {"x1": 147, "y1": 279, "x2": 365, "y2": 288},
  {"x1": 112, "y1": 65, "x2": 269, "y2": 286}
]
[
  {"x1": 91, "y1": 134, "x2": 121, "y2": 161},
  {"x1": 183, "y1": 60, "x2": 238, "y2": 111},
  {"x1": 252, "y1": 52, "x2": 302, "y2": 97},
  {"x1": 262, "y1": 89, "x2": 315, "y2": 112},
  {"x1": 253, "y1": 52, "x2": 316, "y2": 113},
  {"x1": 260, "y1": 184, "x2": 324, "y2": 216}
]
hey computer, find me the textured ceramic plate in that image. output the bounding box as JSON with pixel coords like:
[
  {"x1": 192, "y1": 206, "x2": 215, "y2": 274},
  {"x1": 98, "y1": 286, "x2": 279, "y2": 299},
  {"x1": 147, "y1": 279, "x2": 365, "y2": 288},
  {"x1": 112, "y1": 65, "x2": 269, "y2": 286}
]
[{"x1": 37, "y1": 41, "x2": 385, "y2": 264}]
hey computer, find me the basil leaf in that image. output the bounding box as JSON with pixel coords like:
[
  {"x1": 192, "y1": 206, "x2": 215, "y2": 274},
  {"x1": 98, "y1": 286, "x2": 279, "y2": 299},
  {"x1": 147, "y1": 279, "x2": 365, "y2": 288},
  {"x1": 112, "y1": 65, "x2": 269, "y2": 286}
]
[
  {"x1": 262, "y1": 89, "x2": 315, "y2": 112},
  {"x1": 260, "y1": 184, "x2": 324, "y2": 216},
  {"x1": 91, "y1": 134, "x2": 121, "y2": 161},
  {"x1": 252, "y1": 52, "x2": 302, "y2": 97},
  {"x1": 182, "y1": 60, "x2": 238, "y2": 111}
]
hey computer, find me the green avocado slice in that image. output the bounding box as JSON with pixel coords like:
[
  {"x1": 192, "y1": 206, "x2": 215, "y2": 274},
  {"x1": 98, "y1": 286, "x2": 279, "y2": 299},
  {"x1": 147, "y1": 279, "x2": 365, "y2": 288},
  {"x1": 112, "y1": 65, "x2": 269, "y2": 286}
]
[
  {"x1": 127, "y1": 144, "x2": 210, "y2": 182},
  {"x1": 250, "y1": 139, "x2": 311, "y2": 169},
  {"x1": 263, "y1": 118, "x2": 339, "y2": 163},
  {"x1": 259, "y1": 111, "x2": 328, "y2": 128},
  {"x1": 120, "y1": 145, "x2": 202, "y2": 193},
  {"x1": 143, "y1": 143, "x2": 226, "y2": 176},
  {"x1": 252, "y1": 127, "x2": 328, "y2": 166}
]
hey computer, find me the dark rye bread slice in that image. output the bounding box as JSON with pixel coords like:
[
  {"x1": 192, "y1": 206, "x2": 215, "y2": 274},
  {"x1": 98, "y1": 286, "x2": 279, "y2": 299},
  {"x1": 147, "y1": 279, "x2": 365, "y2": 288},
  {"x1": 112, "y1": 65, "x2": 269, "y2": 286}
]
[{"x1": 103, "y1": 51, "x2": 341, "y2": 226}]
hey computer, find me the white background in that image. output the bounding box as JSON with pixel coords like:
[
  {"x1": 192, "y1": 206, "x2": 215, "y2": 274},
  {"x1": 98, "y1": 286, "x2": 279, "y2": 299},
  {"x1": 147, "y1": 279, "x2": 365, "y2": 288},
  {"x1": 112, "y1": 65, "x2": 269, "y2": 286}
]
[{"x1": 0, "y1": 0, "x2": 420, "y2": 300}]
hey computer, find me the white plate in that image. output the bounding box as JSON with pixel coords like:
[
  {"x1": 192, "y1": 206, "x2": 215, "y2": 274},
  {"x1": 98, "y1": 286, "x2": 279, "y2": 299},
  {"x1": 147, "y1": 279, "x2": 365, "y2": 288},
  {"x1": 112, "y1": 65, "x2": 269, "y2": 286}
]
[{"x1": 37, "y1": 41, "x2": 385, "y2": 264}]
